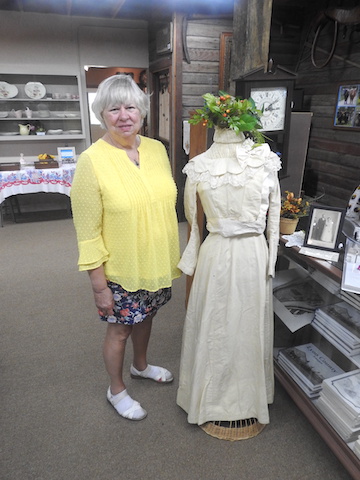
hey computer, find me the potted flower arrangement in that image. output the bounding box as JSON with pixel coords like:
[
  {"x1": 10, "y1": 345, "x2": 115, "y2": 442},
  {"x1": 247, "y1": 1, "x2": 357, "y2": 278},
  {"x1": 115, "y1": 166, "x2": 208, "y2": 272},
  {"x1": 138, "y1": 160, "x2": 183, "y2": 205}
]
[
  {"x1": 189, "y1": 91, "x2": 265, "y2": 144},
  {"x1": 280, "y1": 191, "x2": 310, "y2": 234}
]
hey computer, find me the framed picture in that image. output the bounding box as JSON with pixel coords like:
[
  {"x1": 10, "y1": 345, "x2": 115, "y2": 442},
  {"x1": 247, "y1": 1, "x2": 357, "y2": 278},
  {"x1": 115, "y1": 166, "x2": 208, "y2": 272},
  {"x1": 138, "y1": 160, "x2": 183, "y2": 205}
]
[
  {"x1": 334, "y1": 83, "x2": 360, "y2": 129},
  {"x1": 219, "y1": 32, "x2": 235, "y2": 95},
  {"x1": 57, "y1": 146, "x2": 76, "y2": 164},
  {"x1": 304, "y1": 204, "x2": 345, "y2": 252}
]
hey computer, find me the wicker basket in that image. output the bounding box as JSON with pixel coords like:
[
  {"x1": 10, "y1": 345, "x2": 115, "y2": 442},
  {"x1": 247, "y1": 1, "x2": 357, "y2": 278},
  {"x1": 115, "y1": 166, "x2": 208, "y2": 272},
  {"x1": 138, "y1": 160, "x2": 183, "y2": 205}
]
[{"x1": 200, "y1": 418, "x2": 266, "y2": 441}]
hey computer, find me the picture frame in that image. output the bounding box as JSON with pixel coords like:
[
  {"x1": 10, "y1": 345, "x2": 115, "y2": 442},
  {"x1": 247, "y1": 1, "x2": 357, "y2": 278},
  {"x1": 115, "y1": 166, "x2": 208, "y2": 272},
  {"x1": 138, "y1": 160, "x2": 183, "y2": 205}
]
[
  {"x1": 304, "y1": 204, "x2": 345, "y2": 252},
  {"x1": 333, "y1": 83, "x2": 360, "y2": 130},
  {"x1": 219, "y1": 32, "x2": 234, "y2": 95},
  {"x1": 57, "y1": 146, "x2": 76, "y2": 164}
]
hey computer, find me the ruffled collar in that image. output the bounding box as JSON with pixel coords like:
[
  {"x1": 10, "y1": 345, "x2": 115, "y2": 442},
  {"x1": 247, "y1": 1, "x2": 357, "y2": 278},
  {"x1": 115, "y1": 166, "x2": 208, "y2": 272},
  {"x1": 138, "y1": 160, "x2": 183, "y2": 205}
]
[{"x1": 183, "y1": 134, "x2": 281, "y2": 188}]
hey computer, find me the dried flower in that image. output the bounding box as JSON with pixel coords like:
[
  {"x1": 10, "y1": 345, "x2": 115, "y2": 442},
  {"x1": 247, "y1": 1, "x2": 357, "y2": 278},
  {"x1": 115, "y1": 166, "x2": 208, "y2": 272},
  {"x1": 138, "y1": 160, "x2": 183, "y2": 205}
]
[
  {"x1": 189, "y1": 91, "x2": 265, "y2": 144},
  {"x1": 280, "y1": 191, "x2": 310, "y2": 219}
]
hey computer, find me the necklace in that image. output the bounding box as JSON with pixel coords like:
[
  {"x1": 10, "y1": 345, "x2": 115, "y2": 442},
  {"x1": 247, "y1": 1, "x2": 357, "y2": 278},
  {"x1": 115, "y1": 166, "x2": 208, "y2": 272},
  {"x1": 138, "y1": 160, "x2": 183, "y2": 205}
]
[{"x1": 105, "y1": 133, "x2": 140, "y2": 167}]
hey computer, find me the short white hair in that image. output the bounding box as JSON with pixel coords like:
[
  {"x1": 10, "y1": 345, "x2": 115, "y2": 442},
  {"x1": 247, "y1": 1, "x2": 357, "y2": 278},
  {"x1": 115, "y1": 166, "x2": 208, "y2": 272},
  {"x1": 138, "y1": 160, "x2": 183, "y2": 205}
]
[{"x1": 92, "y1": 74, "x2": 150, "y2": 129}]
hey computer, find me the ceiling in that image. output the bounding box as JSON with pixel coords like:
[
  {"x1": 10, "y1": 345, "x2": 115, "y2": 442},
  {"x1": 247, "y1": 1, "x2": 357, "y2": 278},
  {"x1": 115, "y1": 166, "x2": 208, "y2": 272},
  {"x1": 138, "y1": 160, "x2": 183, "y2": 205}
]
[{"x1": 0, "y1": 0, "x2": 235, "y2": 20}]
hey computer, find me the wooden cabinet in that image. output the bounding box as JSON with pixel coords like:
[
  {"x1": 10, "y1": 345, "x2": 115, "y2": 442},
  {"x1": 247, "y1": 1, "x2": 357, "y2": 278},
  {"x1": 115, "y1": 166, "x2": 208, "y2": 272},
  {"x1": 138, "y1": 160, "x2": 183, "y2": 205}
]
[
  {"x1": 0, "y1": 73, "x2": 85, "y2": 142},
  {"x1": 275, "y1": 240, "x2": 360, "y2": 479}
]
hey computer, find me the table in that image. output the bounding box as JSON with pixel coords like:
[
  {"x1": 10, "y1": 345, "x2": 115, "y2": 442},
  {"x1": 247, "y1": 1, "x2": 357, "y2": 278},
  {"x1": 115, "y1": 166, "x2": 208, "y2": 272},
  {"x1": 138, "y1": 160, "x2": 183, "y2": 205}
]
[{"x1": 0, "y1": 165, "x2": 76, "y2": 226}]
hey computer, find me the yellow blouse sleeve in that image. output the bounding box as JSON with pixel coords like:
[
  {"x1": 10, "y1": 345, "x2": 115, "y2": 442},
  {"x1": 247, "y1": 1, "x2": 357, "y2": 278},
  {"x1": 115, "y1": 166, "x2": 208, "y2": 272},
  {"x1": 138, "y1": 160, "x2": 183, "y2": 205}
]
[{"x1": 70, "y1": 153, "x2": 109, "y2": 271}]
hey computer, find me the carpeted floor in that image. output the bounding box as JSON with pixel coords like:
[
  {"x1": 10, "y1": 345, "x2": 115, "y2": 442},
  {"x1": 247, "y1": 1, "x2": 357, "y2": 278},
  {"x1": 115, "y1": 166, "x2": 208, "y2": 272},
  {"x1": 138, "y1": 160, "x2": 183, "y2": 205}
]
[{"x1": 0, "y1": 212, "x2": 353, "y2": 480}]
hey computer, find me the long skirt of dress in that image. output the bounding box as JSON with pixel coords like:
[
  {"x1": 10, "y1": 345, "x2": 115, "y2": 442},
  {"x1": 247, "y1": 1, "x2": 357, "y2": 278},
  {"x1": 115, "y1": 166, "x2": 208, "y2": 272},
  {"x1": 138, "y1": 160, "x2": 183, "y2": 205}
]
[{"x1": 176, "y1": 231, "x2": 274, "y2": 426}]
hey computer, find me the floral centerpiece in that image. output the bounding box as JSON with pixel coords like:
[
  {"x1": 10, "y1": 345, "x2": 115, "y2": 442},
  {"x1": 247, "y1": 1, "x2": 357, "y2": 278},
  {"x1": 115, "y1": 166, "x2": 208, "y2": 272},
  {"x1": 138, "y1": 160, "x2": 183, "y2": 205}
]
[
  {"x1": 189, "y1": 91, "x2": 265, "y2": 144},
  {"x1": 280, "y1": 191, "x2": 310, "y2": 219}
]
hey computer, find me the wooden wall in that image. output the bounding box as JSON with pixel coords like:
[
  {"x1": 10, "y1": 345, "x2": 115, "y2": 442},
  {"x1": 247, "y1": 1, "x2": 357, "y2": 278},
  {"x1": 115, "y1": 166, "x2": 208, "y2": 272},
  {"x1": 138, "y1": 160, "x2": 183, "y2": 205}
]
[
  {"x1": 270, "y1": 0, "x2": 360, "y2": 209},
  {"x1": 182, "y1": 17, "x2": 233, "y2": 119}
]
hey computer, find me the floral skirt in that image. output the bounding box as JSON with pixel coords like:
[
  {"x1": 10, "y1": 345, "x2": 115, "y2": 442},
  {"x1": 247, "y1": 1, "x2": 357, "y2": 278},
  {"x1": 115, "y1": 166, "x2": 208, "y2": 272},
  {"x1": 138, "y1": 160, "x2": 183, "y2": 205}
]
[{"x1": 99, "y1": 281, "x2": 172, "y2": 325}]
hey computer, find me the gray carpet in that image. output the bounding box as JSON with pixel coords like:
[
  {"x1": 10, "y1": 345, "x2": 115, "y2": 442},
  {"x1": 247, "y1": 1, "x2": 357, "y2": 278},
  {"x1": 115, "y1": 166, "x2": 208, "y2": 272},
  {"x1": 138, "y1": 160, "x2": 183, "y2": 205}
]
[{"x1": 0, "y1": 213, "x2": 353, "y2": 480}]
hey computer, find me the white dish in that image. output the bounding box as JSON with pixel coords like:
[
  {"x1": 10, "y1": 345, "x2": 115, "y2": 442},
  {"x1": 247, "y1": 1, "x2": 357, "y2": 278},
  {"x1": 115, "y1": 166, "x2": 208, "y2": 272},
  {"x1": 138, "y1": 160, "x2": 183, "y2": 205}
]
[
  {"x1": 65, "y1": 113, "x2": 79, "y2": 118},
  {"x1": 0, "y1": 112, "x2": 8, "y2": 118},
  {"x1": 47, "y1": 129, "x2": 63, "y2": 135},
  {"x1": 24, "y1": 82, "x2": 46, "y2": 99},
  {"x1": 0, "y1": 132, "x2": 20, "y2": 136},
  {"x1": 65, "y1": 130, "x2": 82, "y2": 134},
  {"x1": 0, "y1": 82, "x2": 18, "y2": 99}
]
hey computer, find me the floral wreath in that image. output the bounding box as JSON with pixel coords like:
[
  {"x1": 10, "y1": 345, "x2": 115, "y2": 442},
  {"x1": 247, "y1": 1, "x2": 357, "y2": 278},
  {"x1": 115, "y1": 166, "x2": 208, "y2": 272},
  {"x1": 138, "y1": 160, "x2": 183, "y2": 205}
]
[{"x1": 189, "y1": 91, "x2": 265, "y2": 144}]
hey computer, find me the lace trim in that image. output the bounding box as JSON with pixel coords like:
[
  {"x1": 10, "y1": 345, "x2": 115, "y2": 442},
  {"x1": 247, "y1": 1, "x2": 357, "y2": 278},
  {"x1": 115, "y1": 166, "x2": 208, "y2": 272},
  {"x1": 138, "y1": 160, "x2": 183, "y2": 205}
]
[{"x1": 183, "y1": 142, "x2": 281, "y2": 189}]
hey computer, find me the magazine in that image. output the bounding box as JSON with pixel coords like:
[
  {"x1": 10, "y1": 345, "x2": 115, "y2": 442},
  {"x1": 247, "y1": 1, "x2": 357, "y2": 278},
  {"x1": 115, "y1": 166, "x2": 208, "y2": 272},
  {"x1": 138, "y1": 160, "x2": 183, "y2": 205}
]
[{"x1": 277, "y1": 343, "x2": 343, "y2": 397}]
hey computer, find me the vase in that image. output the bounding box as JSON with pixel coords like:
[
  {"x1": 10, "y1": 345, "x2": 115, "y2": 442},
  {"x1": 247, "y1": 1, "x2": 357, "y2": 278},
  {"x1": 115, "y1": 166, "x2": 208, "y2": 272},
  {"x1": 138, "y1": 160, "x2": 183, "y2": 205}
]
[{"x1": 280, "y1": 217, "x2": 299, "y2": 235}]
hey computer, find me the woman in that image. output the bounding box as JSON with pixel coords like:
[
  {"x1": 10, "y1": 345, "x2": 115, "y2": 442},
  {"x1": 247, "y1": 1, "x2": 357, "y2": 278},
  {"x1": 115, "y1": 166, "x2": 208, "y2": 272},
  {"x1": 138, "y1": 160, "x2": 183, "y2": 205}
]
[
  {"x1": 71, "y1": 74, "x2": 181, "y2": 421},
  {"x1": 177, "y1": 93, "x2": 281, "y2": 438}
]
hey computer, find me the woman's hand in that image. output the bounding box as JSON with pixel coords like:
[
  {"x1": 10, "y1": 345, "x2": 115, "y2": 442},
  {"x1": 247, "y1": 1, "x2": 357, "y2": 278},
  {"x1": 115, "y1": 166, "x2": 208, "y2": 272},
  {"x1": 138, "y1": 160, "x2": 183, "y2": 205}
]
[
  {"x1": 93, "y1": 286, "x2": 115, "y2": 317},
  {"x1": 88, "y1": 265, "x2": 114, "y2": 316}
]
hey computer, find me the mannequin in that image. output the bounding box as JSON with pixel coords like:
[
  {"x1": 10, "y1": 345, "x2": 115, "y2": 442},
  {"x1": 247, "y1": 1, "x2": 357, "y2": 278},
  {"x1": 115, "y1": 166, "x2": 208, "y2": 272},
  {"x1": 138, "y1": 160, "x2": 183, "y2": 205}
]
[{"x1": 176, "y1": 99, "x2": 281, "y2": 439}]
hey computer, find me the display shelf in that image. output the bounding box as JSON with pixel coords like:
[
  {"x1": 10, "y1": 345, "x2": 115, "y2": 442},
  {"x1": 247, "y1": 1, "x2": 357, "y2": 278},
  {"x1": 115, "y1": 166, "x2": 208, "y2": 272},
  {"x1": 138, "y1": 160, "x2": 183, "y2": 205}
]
[
  {"x1": 0, "y1": 73, "x2": 85, "y2": 142},
  {"x1": 274, "y1": 362, "x2": 360, "y2": 480},
  {"x1": 275, "y1": 240, "x2": 360, "y2": 479}
]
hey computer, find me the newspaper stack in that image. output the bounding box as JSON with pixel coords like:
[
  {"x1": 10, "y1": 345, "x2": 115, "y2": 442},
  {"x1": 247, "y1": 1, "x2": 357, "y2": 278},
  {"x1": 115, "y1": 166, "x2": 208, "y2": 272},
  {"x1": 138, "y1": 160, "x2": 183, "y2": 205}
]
[
  {"x1": 340, "y1": 290, "x2": 360, "y2": 311},
  {"x1": 312, "y1": 302, "x2": 360, "y2": 358},
  {"x1": 277, "y1": 343, "x2": 344, "y2": 398},
  {"x1": 315, "y1": 370, "x2": 360, "y2": 442},
  {"x1": 310, "y1": 269, "x2": 341, "y2": 296}
]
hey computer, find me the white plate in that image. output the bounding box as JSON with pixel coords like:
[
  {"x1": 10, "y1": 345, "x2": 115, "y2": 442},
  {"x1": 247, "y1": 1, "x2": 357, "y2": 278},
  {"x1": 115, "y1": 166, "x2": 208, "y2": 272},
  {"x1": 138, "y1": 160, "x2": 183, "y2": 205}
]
[
  {"x1": 66, "y1": 130, "x2": 82, "y2": 134},
  {"x1": 0, "y1": 132, "x2": 20, "y2": 136},
  {"x1": 0, "y1": 82, "x2": 18, "y2": 99},
  {"x1": 0, "y1": 112, "x2": 8, "y2": 118},
  {"x1": 24, "y1": 82, "x2": 46, "y2": 99},
  {"x1": 47, "y1": 129, "x2": 63, "y2": 135}
]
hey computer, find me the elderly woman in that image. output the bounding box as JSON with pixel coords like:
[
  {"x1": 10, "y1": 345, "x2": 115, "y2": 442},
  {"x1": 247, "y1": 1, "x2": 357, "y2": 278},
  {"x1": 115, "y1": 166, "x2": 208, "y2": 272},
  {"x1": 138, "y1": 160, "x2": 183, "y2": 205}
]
[{"x1": 71, "y1": 74, "x2": 181, "y2": 421}]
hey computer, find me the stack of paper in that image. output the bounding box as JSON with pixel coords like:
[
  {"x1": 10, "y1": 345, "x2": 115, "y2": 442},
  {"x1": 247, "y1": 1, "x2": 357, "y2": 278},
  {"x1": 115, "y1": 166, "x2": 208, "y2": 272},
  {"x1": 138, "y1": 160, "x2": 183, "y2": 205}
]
[
  {"x1": 312, "y1": 302, "x2": 360, "y2": 358},
  {"x1": 353, "y1": 436, "x2": 360, "y2": 458},
  {"x1": 310, "y1": 269, "x2": 341, "y2": 296},
  {"x1": 340, "y1": 290, "x2": 360, "y2": 311},
  {"x1": 315, "y1": 370, "x2": 360, "y2": 442},
  {"x1": 277, "y1": 343, "x2": 344, "y2": 398}
]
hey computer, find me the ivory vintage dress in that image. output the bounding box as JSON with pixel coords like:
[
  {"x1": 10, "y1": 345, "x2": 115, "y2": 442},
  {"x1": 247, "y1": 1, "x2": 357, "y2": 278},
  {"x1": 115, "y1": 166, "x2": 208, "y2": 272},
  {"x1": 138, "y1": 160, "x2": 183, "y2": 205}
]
[{"x1": 176, "y1": 128, "x2": 281, "y2": 425}]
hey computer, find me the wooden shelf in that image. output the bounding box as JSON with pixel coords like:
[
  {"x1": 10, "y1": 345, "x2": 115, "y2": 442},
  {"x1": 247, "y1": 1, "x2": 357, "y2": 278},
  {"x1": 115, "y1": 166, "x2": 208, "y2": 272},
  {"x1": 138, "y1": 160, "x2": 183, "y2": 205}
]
[
  {"x1": 275, "y1": 242, "x2": 360, "y2": 479},
  {"x1": 275, "y1": 363, "x2": 360, "y2": 479}
]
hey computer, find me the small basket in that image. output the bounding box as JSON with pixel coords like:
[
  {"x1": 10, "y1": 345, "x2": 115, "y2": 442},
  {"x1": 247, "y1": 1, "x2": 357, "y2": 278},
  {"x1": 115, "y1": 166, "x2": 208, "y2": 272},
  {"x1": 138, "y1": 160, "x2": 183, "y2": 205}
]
[{"x1": 200, "y1": 418, "x2": 266, "y2": 441}]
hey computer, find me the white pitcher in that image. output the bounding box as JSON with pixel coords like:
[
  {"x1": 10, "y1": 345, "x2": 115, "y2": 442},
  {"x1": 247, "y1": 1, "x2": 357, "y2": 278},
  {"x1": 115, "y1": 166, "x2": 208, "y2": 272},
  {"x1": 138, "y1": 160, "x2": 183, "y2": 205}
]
[{"x1": 18, "y1": 124, "x2": 31, "y2": 135}]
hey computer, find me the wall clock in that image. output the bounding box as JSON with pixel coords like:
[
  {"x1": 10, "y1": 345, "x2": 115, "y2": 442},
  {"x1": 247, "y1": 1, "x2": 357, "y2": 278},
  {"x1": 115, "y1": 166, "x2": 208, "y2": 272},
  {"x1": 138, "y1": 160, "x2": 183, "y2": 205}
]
[{"x1": 250, "y1": 86, "x2": 287, "y2": 131}]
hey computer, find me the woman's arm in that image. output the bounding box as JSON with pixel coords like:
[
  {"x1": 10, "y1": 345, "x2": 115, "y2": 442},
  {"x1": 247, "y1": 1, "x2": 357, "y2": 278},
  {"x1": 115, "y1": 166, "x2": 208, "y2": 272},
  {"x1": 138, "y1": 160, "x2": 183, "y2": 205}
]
[{"x1": 88, "y1": 265, "x2": 114, "y2": 316}]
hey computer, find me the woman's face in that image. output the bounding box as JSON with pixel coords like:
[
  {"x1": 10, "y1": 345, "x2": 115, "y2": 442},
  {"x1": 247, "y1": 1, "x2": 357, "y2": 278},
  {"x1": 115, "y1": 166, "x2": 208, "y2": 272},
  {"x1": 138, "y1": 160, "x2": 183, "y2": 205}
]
[{"x1": 102, "y1": 103, "x2": 142, "y2": 139}]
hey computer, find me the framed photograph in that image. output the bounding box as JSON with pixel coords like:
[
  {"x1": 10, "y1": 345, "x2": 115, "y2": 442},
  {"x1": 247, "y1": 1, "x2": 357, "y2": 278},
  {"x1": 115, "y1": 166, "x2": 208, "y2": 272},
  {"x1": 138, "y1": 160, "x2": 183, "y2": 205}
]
[
  {"x1": 304, "y1": 204, "x2": 345, "y2": 252},
  {"x1": 219, "y1": 32, "x2": 235, "y2": 95},
  {"x1": 334, "y1": 83, "x2": 360, "y2": 129}
]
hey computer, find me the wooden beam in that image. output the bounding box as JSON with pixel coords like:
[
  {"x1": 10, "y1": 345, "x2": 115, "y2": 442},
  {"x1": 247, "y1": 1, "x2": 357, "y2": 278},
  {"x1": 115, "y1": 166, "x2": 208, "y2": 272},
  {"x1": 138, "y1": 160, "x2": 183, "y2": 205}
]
[{"x1": 231, "y1": 0, "x2": 273, "y2": 79}]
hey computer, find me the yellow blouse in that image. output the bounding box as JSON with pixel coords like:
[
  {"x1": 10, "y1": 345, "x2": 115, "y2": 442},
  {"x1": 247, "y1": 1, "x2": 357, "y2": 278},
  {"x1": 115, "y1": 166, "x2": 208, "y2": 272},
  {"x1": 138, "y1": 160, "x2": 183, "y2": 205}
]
[{"x1": 71, "y1": 136, "x2": 181, "y2": 292}]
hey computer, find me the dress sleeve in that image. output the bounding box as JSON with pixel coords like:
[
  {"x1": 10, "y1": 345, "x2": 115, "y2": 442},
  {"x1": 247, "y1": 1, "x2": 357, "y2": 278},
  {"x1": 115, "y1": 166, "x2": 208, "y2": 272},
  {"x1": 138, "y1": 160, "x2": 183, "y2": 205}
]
[
  {"x1": 70, "y1": 153, "x2": 109, "y2": 271},
  {"x1": 177, "y1": 178, "x2": 200, "y2": 276},
  {"x1": 266, "y1": 173, "x2": 281, "y2": 278}
]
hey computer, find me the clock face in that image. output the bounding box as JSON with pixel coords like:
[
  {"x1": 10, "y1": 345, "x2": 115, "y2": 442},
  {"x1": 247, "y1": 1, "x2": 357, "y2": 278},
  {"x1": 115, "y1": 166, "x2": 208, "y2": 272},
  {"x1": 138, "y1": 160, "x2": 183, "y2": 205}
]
[{"x1": 250, "y1": 86, "x2": 287, "y2": 131}]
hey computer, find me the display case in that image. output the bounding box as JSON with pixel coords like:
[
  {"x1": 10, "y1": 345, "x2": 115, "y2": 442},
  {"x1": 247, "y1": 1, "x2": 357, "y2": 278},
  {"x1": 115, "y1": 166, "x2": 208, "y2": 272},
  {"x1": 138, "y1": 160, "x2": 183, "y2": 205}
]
[
  {"x1": 275, "y1": 239, "x2": 360, "y2": 480},
  {"x1": 0, "y1": 73, "x2": 86, "y2": 142}
]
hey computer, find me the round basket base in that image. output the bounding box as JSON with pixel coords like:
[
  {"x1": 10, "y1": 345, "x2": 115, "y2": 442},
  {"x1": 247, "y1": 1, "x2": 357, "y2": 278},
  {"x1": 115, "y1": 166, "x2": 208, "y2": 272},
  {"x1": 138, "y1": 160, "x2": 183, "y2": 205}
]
[{"x1": 200, "y1": 418, "x2": 266, "y2": 441}]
